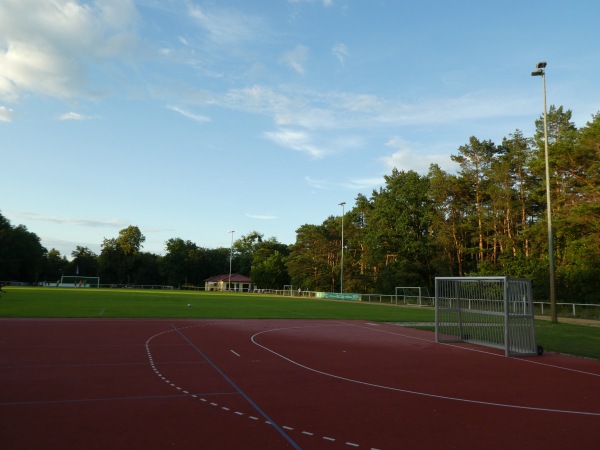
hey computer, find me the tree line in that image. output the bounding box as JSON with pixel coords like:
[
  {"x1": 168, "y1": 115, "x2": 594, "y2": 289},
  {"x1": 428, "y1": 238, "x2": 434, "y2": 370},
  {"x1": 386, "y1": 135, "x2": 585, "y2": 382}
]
[{"x1": 1, "y1": 106, "x2": 598, "y2": 302}]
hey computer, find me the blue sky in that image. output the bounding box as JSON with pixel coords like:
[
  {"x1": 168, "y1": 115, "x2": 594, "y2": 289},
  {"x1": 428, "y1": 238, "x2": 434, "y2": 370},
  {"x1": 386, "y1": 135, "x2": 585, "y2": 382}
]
[{"x1": 1, "y1": 0, "x2": 599, "y2": 258}]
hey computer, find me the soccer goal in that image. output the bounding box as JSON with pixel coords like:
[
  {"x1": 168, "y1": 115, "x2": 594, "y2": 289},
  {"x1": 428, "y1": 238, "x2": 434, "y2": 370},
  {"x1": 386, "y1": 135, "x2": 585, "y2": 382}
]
[
  {"x1": 60, "y1": 276, "x2": 100, "y2": 288},
  {"x1": 394, "y1": 286, "x2": 432, "y2": 306},
  {"x1": 283, "y1": 285, "x2": 295, "y2": 296},
  {"x1": 435, "y1": 277, "x2": 539, "y2": 357}
]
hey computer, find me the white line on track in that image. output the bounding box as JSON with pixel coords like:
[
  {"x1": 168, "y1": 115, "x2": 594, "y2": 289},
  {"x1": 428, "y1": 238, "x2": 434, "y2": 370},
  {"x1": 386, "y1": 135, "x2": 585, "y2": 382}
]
[
  {"x1": 144, "y1": 322, "x2": 386, "y2": 449},
  {"x1": 250, "y1": 323, "x2": 600, "y2": 417}
]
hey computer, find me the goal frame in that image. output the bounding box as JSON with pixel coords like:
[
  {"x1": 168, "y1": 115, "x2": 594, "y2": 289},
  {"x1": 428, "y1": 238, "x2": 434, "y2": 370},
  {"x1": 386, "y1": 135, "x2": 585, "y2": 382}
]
[
  {"x1": 60, "y1": 275, "x2": 100, "y2": 288},
  {"x1": 395, "y1": 286, "x2": 420, "y2": 305},
  {"x1": 435, "y1": 276, "x2": 538, "y2": 357}
]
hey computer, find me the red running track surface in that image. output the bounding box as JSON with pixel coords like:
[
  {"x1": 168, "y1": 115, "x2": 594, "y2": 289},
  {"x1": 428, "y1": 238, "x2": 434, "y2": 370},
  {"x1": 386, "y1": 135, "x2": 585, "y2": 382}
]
[{"x1": 0, "y1": 318, "x2": 598, "y2": 449}]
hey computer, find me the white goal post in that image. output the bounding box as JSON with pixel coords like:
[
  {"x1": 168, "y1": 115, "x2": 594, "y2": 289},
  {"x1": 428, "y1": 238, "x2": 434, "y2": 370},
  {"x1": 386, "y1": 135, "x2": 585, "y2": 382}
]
[
  {"x1": 435, "y1": 276, "x2": 539, "y2": 357},
  {"x1": 60, "y1": 275, "x2": 100, "y2": 288}
]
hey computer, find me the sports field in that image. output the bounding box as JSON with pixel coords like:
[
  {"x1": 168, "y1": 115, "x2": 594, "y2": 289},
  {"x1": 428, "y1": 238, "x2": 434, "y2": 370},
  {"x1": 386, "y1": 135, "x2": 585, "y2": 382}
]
[{"x1": 1, "y1": 288, "x2": 599, "y2": 449}]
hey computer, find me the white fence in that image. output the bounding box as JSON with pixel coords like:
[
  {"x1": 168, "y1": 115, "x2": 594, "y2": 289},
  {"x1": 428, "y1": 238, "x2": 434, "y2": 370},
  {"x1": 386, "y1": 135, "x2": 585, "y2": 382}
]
[{"x1": 260, "y1": 289, "x2": 599, "y2": 319}]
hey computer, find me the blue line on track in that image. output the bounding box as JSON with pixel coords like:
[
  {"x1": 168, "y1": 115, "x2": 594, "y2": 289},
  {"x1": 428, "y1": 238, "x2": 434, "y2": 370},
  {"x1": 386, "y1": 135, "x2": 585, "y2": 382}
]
[{"x1": 171, "y1": 324, "x2": 302, "y2": 450}]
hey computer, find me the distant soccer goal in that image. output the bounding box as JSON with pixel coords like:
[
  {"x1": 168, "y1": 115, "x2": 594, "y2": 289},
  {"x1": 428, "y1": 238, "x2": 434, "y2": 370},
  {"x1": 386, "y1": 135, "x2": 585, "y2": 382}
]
[
  {"x1": 435, "y1": 277, "x2": 539, "y2": 357},
  {"x1": 283, "y1": 285, "x2": 295, "y2": 296},
  {"x1": 394, "y1": 287, "x2": 432, "y2": 306},
  {"x1": 60, "y1": 276, "x2": 100, "y2": 288}
]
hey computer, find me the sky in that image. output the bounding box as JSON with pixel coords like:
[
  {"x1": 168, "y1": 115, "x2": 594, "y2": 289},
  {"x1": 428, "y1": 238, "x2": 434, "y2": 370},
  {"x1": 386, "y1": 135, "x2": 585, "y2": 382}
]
[{"x1": 1, "y1": 0, "x2": 599, "y2": 259}]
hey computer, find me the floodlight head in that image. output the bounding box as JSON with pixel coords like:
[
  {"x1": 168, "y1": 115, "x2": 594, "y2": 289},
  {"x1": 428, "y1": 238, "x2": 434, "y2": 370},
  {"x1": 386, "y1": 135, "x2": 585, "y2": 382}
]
[
  {"x1": 531, "y1": 69, "x2": 544, "y2": 77},
  {"x1": 536, "y1": 61, "x2": 547, "y2": 69}
]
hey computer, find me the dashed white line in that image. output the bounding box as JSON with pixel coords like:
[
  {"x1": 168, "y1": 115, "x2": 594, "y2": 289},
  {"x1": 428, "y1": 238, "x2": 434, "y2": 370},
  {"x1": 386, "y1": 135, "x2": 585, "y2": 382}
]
[{"x1": 146, "y1": 323, "x2": 384, "y2": 450}]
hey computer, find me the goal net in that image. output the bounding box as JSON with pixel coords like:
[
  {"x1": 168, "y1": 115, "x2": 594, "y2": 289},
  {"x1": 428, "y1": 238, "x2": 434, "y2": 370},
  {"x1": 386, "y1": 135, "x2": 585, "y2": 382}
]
[
  {"x1": 60, "y1": 276, "x2": 100, "y2": 288},
  {"x1": 435, "y1": 277, "x2": 538, "y2": 357}
]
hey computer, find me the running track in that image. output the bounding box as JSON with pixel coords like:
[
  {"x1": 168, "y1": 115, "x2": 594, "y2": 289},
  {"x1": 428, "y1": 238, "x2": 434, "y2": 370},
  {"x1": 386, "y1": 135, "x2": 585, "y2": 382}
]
[{"x1": 0, "y1": 319, "x2": 598, "y2": 449}]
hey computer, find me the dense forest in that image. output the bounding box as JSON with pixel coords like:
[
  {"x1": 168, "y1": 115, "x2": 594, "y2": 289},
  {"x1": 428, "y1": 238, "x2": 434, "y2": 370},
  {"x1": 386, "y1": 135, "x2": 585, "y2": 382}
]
[{"x1": 1, "y1": 106, "x2": 598, "y2": 303}]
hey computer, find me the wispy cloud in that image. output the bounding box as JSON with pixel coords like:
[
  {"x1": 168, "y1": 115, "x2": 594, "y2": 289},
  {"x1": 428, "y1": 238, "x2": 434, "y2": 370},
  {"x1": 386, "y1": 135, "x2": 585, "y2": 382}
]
[
  {"x1": 246, "y1": 213, "x2": 277, "y2": 220},
  {"x1": 264, "y1": 128, "x2": 326, "y2": 158},
  {"x1": 58, "y1": 112, "x2": 95, "y2": 121},
  {"x1": 281, "y1": 45, "x2": 309, "y2": 75},
  {"x1": 380, "y1": 136, "x2": 459, "y2": 174},
  {"x1": 188, "y1": 5, "x2": 265, "y2": 46},
  {"x1": 167, "y1": 105, "x2": 211, "y2": 124},
  {"x1": 305, "y1": 176, "x2": 330, "y2": 190},
  {"x1": 9, "y1": 210, "x2": 129, "y2": 228},
  {"x1": 342, "y1": 177, "x2": 384, "y2": 190},
  {"x1": 288, "y1": 0, "x2": 334, "y2": 6},
  {"x1": 332, "y1": 42, "x2": 349, "y2": 66},
  {"x1": 0, "y1": 106, "x2": 14, "y2": 122},
  {"x1": 305, "y1": 175, "x2": 380, "y2": 192}
]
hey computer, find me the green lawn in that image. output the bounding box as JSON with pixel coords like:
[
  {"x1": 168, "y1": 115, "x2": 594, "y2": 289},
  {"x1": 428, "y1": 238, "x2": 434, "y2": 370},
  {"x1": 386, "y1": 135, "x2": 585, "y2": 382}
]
[{"x1": 1, "y1": 287, "x2": 598, "y2": 359}]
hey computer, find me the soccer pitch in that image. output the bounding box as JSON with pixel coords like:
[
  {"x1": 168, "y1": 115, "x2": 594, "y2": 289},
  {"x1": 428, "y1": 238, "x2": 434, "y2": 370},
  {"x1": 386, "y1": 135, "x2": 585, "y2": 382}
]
[{"x1": 0, "y1": 287, "x2": 434, "y2": 321}]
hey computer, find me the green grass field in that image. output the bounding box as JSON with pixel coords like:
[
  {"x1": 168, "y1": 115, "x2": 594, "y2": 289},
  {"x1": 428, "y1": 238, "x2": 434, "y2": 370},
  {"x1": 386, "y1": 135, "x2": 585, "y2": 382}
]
[{"x1": 1, "y1": 287, "x2": 599, "y2": 359}]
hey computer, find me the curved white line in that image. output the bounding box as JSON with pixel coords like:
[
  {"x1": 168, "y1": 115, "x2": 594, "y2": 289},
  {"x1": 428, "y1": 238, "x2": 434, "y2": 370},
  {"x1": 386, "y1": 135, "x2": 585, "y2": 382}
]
[
  {"x1": 250, "y1": 324, "x2": 600, "y2": 417},
  {"x1": 346, "y1": 322, "x2": 600, "y2": 378}
]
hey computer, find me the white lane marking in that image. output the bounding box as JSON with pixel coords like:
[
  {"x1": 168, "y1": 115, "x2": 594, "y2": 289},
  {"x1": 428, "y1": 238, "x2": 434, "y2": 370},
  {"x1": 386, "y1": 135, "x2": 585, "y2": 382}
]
[
  {"x1": 145, "y1": 322, "x2": 384, "y2": 449},
  {"x1": 250, "y1": 325, "x2": 600, "y2": 417}
]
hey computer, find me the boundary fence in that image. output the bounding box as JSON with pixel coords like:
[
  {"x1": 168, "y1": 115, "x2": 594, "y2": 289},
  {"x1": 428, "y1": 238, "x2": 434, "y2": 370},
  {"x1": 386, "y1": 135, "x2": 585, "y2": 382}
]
[{"x1": 257, "y1": 288, "x2": 599, "y2": 320}]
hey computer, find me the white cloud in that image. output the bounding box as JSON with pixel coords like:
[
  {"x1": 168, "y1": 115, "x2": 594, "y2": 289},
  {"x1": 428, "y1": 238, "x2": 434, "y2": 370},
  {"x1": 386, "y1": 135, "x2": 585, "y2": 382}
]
[
  {"x1": 305, "y1": 176, "x2": 330, "y2": 190},
  {"x1": 380, "y1": 136, "x2": 459, "y2": 174},
  {"x1": 246, "y1": 213, "x2": 277, "y2": 220},
  {"x1": 288, "y1": 0, "x2": 334, "y2": 6},
  {"x1": 167, "y1": 105, "x2": 211, "y2": 124},
  {"x1": 0, "y1": 0, "x2": 139, "y2": 102},
  {"x1": 58, "y1": 112, "x2": 95, "y2": 121},
  {"x1": 8, "y1": 210, "x2": 129, "y2": 228},
  {"x1": 0, "y1": 105, "x2": 14, "y2": 122},
  {"x1": 188, "y1": 5, "x2": 265, "y2": 46},
  {"x1": 282, "y1": 45, "x2": 309, "y2": 75},
  {"x1": 264, "y1": 128, "x2": 326, "y2": 158},
  {"x1": 342, "y1": 177, "x2": 384, "y2": 190},
  {"x1": 332, "y1": 42, "x2": 349, "y2": 66}
]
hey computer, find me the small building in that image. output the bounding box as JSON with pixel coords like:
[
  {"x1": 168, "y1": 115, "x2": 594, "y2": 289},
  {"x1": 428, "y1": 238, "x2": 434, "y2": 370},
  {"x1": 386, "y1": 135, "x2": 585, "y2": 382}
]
[{"x1": 204, "y1": 273, "x2": 253, "y2": 292}]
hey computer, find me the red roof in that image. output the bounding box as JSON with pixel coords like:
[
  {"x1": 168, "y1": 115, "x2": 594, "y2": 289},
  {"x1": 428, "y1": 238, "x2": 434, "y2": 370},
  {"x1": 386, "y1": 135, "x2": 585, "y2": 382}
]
[{"x1": 205, "y1": 273, "x2": 252, "y2": 283}]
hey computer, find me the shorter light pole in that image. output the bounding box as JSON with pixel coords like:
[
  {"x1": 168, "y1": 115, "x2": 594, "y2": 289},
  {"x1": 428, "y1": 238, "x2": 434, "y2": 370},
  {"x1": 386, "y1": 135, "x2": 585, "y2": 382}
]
[
  {"x1": 339, "y1": 202, "x2": 346, "y2": 293},
  {"x1": 228, "y1": 230, "x2": 235, "y2": 292}
]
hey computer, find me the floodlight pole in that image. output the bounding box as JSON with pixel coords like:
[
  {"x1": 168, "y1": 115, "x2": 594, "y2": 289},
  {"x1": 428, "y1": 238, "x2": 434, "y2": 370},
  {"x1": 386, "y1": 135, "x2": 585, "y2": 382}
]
[
  {"x1": 339, "y1": 202, "x2": 346, "y2": 293},
  {"x1": 531, "y1": 61, "x2": 557, "y2": 323},
  {"x1": 228, "y1": 230, "x2": 235, "y2": 292}
]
